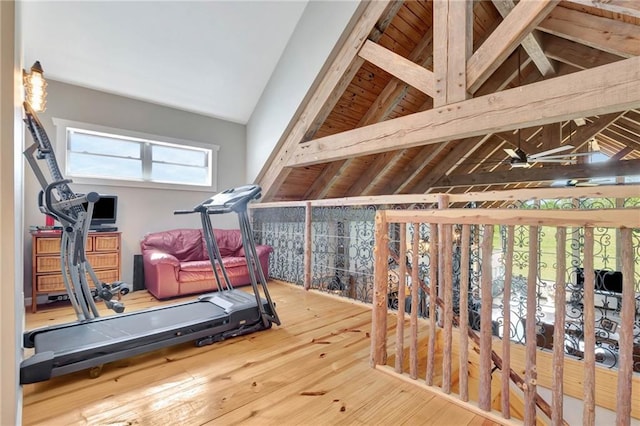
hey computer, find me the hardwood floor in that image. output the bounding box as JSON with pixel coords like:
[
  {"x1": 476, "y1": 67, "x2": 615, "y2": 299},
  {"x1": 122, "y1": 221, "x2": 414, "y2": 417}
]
[{"x1": 23, "y1": 281, "x2": 501, "y2": 425}]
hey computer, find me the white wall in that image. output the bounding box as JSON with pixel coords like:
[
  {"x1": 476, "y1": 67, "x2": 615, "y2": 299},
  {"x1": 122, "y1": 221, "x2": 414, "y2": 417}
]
[
  {"x1": 23, "y1": 80, "x2": 247, "y2": 299},
  {"x1": 246, "y1": 0, "x2": 360, "y2": 183}
]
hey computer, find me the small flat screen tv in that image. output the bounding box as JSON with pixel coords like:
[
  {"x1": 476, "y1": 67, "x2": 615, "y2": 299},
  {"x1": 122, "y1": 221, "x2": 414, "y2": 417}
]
[
  {"x1": 576, "y1": 268, "x2": 623, "y2": 294},
  {"x1": 82, "y1": 195, "x2": 118, "y2": 228}
]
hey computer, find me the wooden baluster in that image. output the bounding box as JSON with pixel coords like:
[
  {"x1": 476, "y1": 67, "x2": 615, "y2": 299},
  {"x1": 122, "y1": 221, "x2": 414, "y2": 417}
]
[
  {"x1": 458, "y1": 224, "x2": 470, "y2": 402},
  {"x1": 583, "y1": 227, "x2": 595, "y2": 426},
  {"x1": 442, "y1": 222, "x2": 453, "y2": 394},
  {"x1": 478, "y1": 224, "x2": 494, "y2": 411},
  {"x1": 395, "y1": 223, "x2": 407, "y2": 374},
  {"x1": 410, "y1": 223, "x2": 420, "y2": 379},
  {"x1": 426, "y1": 223, "x2": 439, "y2": 386},
  {"x1": 304, "y1": 202, "x2": 312, "y2": 290},
  {"x1": 552, "y1": 227, "x2": 566, "y2": 426},
  {"x1": 371, "y1": 211, "x2": 389, "y2": 367},
  {"x1": 616, "y1": 228, "x2": 633, "y2": 425},
  {"x1": 501, "y1": 225, "x2": 514, "y2": 419},
  {"x1": 524, "y1": 225, "x2": 539, "y2": 425}
]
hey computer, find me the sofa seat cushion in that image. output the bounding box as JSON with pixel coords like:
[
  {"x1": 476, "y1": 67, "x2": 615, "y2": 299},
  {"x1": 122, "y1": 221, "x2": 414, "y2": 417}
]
[
  {"x1": 180, "y1": 260, "x2": 215, "y2": 272},
  {"x1": 178, "y1": 257, "x2": 249, "y2": 283}
]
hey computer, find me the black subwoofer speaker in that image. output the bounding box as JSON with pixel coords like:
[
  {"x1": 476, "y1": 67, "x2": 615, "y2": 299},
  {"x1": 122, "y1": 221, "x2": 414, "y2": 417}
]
[{"x1": 133, "y1": 254, "x2": 145, "y2": 291}]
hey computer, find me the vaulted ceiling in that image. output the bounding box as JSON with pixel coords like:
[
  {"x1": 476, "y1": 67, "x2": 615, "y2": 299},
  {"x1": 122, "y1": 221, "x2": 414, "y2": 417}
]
[{"x1": 256, "y1": 0, "x2": 640, "y2": 202}]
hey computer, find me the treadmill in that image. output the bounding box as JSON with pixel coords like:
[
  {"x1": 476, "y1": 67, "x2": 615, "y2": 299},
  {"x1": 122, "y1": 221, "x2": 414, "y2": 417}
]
[{"x1": 20, "y1": 102, "x2": 279, "y2": 385}]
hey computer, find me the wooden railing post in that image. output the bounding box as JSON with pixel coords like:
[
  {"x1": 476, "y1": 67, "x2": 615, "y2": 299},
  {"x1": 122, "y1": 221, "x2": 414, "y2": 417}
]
[
  {"x1": 371, "y1": 210, "x2": 389, "y2": 367},
  {"x1": 616, "y1": 228, "x2": 634, "y2": 425}
]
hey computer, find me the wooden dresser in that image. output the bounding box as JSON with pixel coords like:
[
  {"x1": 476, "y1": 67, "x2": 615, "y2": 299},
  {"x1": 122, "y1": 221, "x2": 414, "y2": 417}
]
[{"x1": 30, "y1": 230, "x2": 121, "y2": 313}]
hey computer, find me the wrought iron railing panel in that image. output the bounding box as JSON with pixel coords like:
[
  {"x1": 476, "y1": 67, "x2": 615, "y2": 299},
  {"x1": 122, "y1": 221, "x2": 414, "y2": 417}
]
[{"x1": 252, "y1": 193, "x2": 639, "y2": 373}]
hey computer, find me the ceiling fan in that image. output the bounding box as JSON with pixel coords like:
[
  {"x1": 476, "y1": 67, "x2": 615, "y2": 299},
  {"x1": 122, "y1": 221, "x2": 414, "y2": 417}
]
[{"x1": 503, "y1": 138, "x2": 600, "y2": 168}]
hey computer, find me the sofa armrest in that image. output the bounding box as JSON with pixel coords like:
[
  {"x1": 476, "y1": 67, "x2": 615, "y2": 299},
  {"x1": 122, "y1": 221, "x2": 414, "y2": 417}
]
[
  {"x1": 142, "y1": 250, "x2": 180, "y2": 267},
  {"x1": 141, "y1": 250, "x2": 180, "y2": 299}
]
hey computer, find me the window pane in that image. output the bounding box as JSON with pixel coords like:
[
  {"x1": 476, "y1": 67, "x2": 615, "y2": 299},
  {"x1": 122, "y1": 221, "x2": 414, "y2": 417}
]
[
  {"x1": 152, "y1": 145, "x2": 206, "y2": 166},
  {"x1": 68, "y1": 152, "x2": 142, "y2": 179},
  {"x1": 151, "y1": 163, "x2": 208, "y2": 185},
  {"x1": 69, "y1": 131, "x2": 141, "y2": 158}
]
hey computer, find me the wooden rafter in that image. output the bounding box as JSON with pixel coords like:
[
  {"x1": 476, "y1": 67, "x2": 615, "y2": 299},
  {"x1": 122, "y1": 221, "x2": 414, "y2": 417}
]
[
  {"x1": 433, "y1": 158, "x2": 640, "y2": 188},
  {"x1": 466, "y1": 0, "x2": 559, "y2": 93},
  {"x1": 565, "y1": 0, "x2": 640, "y2": 19},
  {"x1": 256, "y1": 0, "x2": 392, "y2": 201},
  {"x1": 358, "y1": 40, "x2": 436, "y2": 97},
  {"x1": 541, "y1": 33, "x2": 623, "y2": 69},
  {"x1": 538, "y1": 5, "x2": 640, "y2": 58},
  {"x1": 491, "y1": 0, "x2": 556, "y2": 76},
  {"x1": 290, "y1": 56, "x2": 640, "y2": 168}
]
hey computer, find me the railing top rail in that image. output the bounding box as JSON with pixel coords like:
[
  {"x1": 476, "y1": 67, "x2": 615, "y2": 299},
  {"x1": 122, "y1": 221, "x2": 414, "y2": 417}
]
[
  {"x1": 378, "y1": 208, "x2": 640, "y2": 228},
  {"x1": 251, "y1": 184, "x2": 640, "y2": 209}
]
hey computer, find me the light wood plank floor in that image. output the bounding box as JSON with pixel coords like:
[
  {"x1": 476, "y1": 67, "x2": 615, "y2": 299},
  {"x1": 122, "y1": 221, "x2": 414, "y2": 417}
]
[{"x1": 23, "y1": 281, "x2": 500, "y2": 425}]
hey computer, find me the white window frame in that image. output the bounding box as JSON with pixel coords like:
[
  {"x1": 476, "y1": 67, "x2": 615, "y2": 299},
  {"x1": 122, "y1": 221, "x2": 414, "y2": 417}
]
[{"x1": 53, "y1": 118, "x2": 219, "y2": 192}]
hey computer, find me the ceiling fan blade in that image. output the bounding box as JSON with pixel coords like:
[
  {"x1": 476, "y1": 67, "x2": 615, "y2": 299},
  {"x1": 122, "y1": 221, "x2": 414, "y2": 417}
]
[
  {"x1": 504, "y1": 148, "x2": 521, "y2": 159},
  {"x1": 528, "y1": 144, "x2": 575, "y2": 159},
  {"x1": 531, "y1": 157, "x2": 576, "y2": 164},
  {"x1": 536, "y1": 151, "x2": 600, "y2": 160}
]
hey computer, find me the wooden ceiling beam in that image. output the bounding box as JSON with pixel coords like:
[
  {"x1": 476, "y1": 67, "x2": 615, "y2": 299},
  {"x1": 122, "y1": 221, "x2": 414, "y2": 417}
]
[
  {"x1": 358, "y1": 40, "x2": 436, "y2": 97},
  {"x1": 256, "y1": 0, "x2": 392, "y2": 201},
  {"x1": 538, "y1": 5, "x2": 640, "y2": 58},
  {"x1": 491, "y1": 0, "x2": 556, "y2": 77},
  {"x1": 466, "y1": 0, "x2": 559, "y2": 93},
  {"x1": 302, "y1": 1, "x2": 403, "y2": 143},
  {"x1": 385, "y1": 142, "x2": 454, "y2": 194},
  {"x1": 541, "y1": 33, "x2": 623, "y2": 70},
  {"x1": 568, "y1": 112, "x2": 625, "y2": 150},
  {"x1": 434, "y1": 0, "x2": 472, "y2": 105},
  {"x1": 610, "y1": 146, "x2": 634, "y2": 161},
  {"x1": 433, "y1": 159, "x2": 640, "y2": 188},
  {"x1": 563, "y1": 0, "x2": 640, "y2": 20},
  {"x1": 290, "y1": 56, "x2": 640, "y2": 168},
  {"x1": 407, "y1": 135, "x2": 492, "y2": 194},
  {"x1": 344, "y1": 29, "x2": 436, "y2": 197}
]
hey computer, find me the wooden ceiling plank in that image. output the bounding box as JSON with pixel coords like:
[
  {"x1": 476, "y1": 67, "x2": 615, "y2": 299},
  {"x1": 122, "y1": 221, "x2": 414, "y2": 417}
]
[
  {"x1": 434, "y1": 158, "x2": 640, "y2": 188},
  {"x1": 564, "y1": 0, "x2": 640, "y2": 20},
  {"x1": 538, "y1": 5, "x2": 640, "y2": 57},
  {"x1": 358, "y1": 40, "x2": 436, "y2": 97},
  {"x1": 257, "y1": 0, "x2": 392, "y2": 201},
  {"x1": 541, "y1": 32, "x2": 624, "y2": 69},
  {"x1": 466, "y1": 0, "x2": 560, "y2": 93},
  {"x1": 491, "y1": 0, "x2": 556, "y2": 76},
  {"x1": 540, "y1": 123, "x2": 561, "y2": 152},
  {"x1": 290, "y1": 56, "x2": 640, "y2": 168},
  {"x1": 344, "y1": 150, "x2": 398, "y2": 197},
  {"x1": 600, "y1": 128, "x2": 640, "y2": 152},
  {"x1": 303, "y1": 160, "x2": 349, "y2": 200}
]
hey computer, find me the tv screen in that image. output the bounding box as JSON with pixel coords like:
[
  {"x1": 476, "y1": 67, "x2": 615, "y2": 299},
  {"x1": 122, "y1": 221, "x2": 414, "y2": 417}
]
[
  {"x1": 82, "y1": 195, "x2": 117, "y2": 227},
  {"x1": 576, "y1": 268, "x2": 623, "y2": 294}
]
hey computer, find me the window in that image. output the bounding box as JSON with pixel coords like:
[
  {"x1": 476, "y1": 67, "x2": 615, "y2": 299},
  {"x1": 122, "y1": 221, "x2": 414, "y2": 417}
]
[{"x1": 53, "y1": 119, "x2": 219, "y2": 191}]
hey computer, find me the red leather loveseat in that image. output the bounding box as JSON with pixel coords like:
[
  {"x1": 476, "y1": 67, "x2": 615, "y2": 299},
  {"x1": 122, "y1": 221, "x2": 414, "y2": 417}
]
[{"x1": 140, "y1": 228, "x2": 272, "y2": 299}]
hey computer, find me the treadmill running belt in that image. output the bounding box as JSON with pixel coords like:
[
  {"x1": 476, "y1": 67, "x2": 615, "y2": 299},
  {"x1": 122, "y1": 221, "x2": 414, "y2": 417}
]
[{"x1": 34, "y1": 302, "x2": 227, "y2": 353}]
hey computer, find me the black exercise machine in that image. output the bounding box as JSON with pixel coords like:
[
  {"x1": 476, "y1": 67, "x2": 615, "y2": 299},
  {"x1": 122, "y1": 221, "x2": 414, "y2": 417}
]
[{"x1": 20, "y1": 102, "x2": 279, "y2": 384}]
